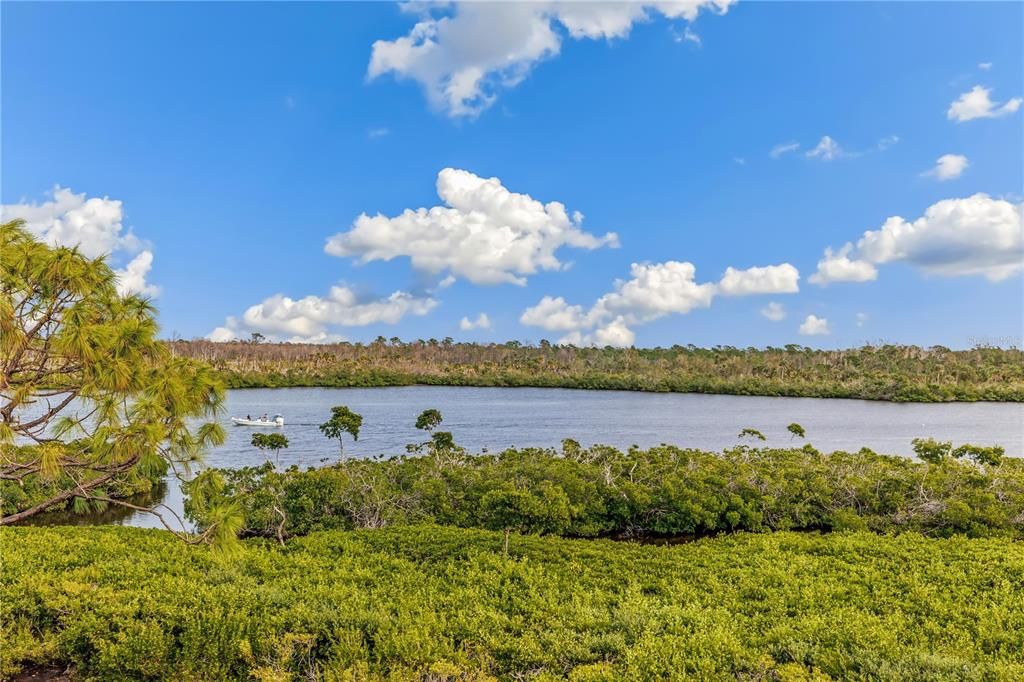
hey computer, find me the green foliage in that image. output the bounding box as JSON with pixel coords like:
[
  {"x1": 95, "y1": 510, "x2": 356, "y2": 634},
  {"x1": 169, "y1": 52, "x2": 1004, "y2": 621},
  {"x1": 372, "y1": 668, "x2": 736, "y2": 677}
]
[
  {"x1": 912, "y1": 438, "x2": 1006, "y2": 467},
  {"x1": 250, "y1": 432, "x2": 289, "y2": 456},
  {"x1": 171, "y1": 339, "x2": 1024, "y2": 403},
  {"x1": 318, "y1": 405, "x2": 362, "y2": 454},
  {"x1": 480, "y1": 481, "x2": 573, "y2": 537},
  {"x1": 561, "y1": 438, "x2": 583, "y2": 459},
  {"x1": 179, "y1": 469, "x2": 244, "y2": 552},
  {"x1": 415, "y1": 408, "x2": 443, "y2": 431},
  {"x1": 738, "y1": 427, "x2": 767, "y2": 441},
  {"x1": 952, "y1": 443, "x2": 1005, "y2": 467},
  {"x1": 405, "y1": 410, "x2": 465, "y2": 466},
  {"x1": 787, "y1": 422, "x2": 806, "y2": 439},
  {"x1": 190, "y1": 442, "x2": 1024, "y2": 542},
  {"x1": 3, "y1": 526, "x2": 1023, "y2": 680},
  {"x1": 912, "y1": 437, "x2": 953, "y2": 464},
  {"x1": 0, "y1": 221, "x2": 225, "y2": 524}
]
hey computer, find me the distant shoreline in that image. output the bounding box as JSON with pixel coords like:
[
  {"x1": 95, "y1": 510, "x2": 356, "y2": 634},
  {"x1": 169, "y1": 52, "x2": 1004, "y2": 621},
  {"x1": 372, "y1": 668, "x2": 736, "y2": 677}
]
[
  {"x1": 216, "y1": 374, "x2": 1024, "y2": 404},
  {"x1": 169, "y1": 340, "x2": 1024, "y2": 403}
]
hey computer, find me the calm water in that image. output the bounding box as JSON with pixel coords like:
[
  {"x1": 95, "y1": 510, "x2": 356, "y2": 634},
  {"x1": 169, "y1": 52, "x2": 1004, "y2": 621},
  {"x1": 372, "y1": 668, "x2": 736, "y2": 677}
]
[{"x1": 26, "y1": 386, "x2": 1024, "y2": 529}]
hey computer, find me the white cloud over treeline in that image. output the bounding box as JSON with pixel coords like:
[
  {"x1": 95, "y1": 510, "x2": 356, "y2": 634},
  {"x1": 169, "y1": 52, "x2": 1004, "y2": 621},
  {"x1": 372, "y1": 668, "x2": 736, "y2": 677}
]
[
  {"x1": 1, "y1": 187, "x2": 159, "y2": 297},
  {"x1": 810, "y1": 194, "x2": 1023, "y2": 285}
]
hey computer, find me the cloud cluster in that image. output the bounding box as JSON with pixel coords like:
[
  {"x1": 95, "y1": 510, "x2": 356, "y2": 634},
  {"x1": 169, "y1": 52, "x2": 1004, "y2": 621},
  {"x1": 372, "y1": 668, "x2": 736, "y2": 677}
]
[
  {"x1": 521, "y1": 260, "x2": 799, "y2": 347},
  {"x1": 811, "y1": 194, "x2": 1023, "y2": 284},
  {"x1": 560, "y1": 316, "x2": 637, "y2": 348},
  {"x1": 208, "y1": 286, "x2": 437, "y2": 343},
  {"x1": 770, "y1": 134, "x2": 899, "y2": 162},
  {"x1": 325, "y1": 168, "x2": 618, "y2": 286},
  {"x1": 719, "y1": 263, "x2": 799, "y2": 296},
  {"x1": 806, "y1": 136, "x2": 843, "y2": 161},
  {"x1": 519, "y1": 296, "x2": 594, "y2": 331},
  {"x1": 947, "y1": 85, "x2": 1022, "y2": 122},
  {"x1": 368, "y1": 1, "x2": 734, "y2": 118},
  {"x1": 600, "y1": 261, "x2": 718, "y2": 320},
  {"x1": 922, "y1": 154, "x2": 969, "y2": 181},
  {"x1": 459, "y1": 313, "x2": 492, "y2": 331},
  {"x1": 0, "y1": 187, "x2": 159, "y2": 297},
  {"x1": 808, "y1": 245, "x2": 878, "y2": 285},
  {"x1": 799, "y1": 314, "x2": 830, "y2": 336}
]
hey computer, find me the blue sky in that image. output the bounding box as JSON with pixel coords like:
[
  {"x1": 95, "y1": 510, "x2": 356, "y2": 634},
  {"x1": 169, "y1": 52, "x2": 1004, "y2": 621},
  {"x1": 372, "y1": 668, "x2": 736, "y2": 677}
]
[{"x1": 2, "y1": 1, "x2": 1021, "y2": 348}]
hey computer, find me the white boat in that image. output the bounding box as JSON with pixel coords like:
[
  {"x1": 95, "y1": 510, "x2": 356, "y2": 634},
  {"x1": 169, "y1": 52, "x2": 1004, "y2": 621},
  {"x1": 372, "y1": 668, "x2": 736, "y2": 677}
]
[{"x1": 231, "y1": 414, "x2": 284, "y2": 427}]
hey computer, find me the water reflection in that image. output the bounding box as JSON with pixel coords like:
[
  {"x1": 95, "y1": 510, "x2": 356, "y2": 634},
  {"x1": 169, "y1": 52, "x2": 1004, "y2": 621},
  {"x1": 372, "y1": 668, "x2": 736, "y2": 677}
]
[{"x1": 17, "y1": 481, "x2": 170, "y2": 528}]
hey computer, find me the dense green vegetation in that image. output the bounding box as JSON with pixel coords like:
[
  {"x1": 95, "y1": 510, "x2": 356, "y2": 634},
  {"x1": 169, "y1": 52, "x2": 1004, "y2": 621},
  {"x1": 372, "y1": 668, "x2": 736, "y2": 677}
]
[
  {"x1": 171, "y1": 339, "x2": 1024, "y2": 402},
  {"x1": 4, "y1": 526, "x2": 1023, "y2": 681},
  {"x1": 185, "y1": 440, "x2": 1024, "y2": 543}
]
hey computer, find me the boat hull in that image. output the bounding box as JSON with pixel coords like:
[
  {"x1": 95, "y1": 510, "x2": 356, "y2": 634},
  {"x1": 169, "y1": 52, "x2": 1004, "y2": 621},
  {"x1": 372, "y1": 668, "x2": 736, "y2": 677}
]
[{"x1": 231, "y1": 418, "x2": 284, "y2": 427}]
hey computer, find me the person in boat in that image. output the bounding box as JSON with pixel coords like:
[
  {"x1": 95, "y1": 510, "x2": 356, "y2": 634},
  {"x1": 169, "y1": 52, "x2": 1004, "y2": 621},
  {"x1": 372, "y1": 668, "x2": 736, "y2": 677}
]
[
  {"x1": 246, "y1": 414, "x2": 251, "y2": 421},
  {"x1": 262, "y1": 413, "x2": 268, "y2": 421}
]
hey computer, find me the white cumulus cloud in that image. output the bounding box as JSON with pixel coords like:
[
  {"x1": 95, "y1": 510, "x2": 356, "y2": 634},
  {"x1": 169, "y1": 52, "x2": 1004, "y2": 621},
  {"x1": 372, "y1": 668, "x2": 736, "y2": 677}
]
[
  {"x1": 521, "y1": 261, "x2": 715, "y2": 347},
  {"x1": 718, "y1": 263, "x2": 800, "y2": 296},
  {"x1": 596, "y1": 261, "x2": 716, "y2": 322},
  {"x1": 559, "y1": 316, "x2": 636, "y2": 348},
  {"x1": 760, "y1": 301, "x2": 786, "y2": 322},
  {"x1": 809, "y1": 244, "x2": 878, "y2": 285},
  {"x1": 799, "y1": 314, "x2": 830, "y2": 336},
  {"x1": 947, "y1": 85, "x2": 1022, "y2": 122},
  {"x1": 325, "y1": 168, "x2": 618, "y2": 286},
  {"x1": 519, "y1": 295, "x2": 595, "y2": 331},
  {"x1": 208, "y1": 286, "x2": 437, "y2": 343},
  {"x1": 368, "y1": 1, "x2": 734, "y2": 118},
  {"x1": 115, "y1": 250, "x2": 160, "y2": 298},
  {"x1": 522, "y1": 259, "x2": 792, "y2": 347},
  {"x1": 207, "y1": 325, "x2": 239, "y2": 343},
  {"x1": 1, "y1": 186, "x2": 137, "y2": 258},
  {"x1": 922, "y1": 154, "x2": 969, "y2": 181},
  {"x1": 857, "y1": 194, "x2": 1023, "y2": 281},
  {"x1": 459, "y1": 312, "x2": 492, "y2": 331},
  {"x1": 1, "y1": 186, "x2": 160, "y2": 297},
  {"x1": 811, "y1": 194, "x2": 1023, "y2": 284}
]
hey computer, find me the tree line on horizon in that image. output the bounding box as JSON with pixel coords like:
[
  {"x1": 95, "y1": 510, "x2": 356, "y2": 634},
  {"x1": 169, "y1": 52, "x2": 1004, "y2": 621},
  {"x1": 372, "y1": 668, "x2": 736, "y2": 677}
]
[{"x1": 169, "y1": 337, "x2": 1024, "y2": 402}]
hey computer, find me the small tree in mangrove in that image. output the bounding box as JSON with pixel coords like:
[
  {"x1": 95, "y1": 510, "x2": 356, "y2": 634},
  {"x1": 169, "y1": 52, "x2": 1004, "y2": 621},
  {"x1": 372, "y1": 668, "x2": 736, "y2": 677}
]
[
  {"x1": 251, "y1": 432, "x2": 289, "y2": 464},
  {"x1": 415, "y1": 408, "x2": 443, "y2": 432},
  {"x1": 319, "y1": 405, "x2": 362, "y2": 457},
  {"x1": 408, "y1": 408, "x2": 463, "y2": 466},
  {"x1": 912, "y1": 437, "x2": 951, "y2": 464},
  {"x1": 738, "y1": 428, "x2": 767, "y2": 441},
  {"x1": 787, "y1": 423, "x2": 806, "y2": 439}
]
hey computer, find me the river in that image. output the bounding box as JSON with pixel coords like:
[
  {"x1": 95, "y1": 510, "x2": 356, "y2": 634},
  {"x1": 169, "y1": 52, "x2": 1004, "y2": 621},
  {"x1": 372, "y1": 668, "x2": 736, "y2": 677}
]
[{"x1": 22, "y1": 386, "x2": 1024, "y2": 529}]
